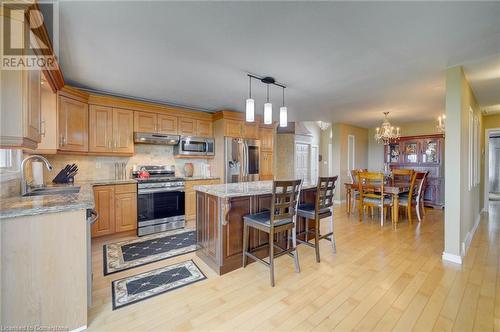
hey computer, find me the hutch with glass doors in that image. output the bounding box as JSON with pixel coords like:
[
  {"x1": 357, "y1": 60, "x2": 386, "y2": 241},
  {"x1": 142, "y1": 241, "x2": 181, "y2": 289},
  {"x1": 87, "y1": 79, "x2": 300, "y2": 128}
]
[{"x1": 384, "y1": 134, "x2": 444, "y2": 208}]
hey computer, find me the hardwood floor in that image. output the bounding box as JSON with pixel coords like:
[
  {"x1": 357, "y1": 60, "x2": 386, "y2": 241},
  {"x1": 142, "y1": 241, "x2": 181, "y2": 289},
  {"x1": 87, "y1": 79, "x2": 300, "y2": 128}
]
[{"x1": 88, "y1": 202, "x2": 499, "y2": 331}]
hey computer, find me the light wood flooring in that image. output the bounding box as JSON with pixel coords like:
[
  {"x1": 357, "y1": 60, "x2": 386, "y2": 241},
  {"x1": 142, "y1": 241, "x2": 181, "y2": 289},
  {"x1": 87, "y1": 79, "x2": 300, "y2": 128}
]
[{"x1": 88, "y1": 202, "x2": 499, "y2": 331}]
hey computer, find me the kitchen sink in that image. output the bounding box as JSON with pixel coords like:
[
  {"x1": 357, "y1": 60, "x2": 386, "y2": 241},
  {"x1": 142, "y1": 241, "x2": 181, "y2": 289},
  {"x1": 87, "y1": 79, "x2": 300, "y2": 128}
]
[{"x1": 23, "y1": 185, "x2": 81, "y2": 197}]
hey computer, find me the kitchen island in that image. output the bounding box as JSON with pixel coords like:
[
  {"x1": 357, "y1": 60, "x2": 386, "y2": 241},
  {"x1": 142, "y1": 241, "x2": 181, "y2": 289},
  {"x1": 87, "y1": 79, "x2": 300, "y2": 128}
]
[{"x1": 194, "y1": 181, "x2": 318, "y2": 275}]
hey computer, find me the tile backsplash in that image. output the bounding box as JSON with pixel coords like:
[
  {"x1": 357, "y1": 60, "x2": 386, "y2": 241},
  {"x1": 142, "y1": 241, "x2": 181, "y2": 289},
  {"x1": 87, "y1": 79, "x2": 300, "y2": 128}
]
[{"x1": 43, "y1": 145, "x2": 211, "y2": 182}]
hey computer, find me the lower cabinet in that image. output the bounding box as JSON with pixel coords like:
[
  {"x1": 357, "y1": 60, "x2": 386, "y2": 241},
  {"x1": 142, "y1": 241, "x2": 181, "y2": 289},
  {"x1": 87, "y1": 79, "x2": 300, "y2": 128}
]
[
  {"x1": 92, "y1": 183, "x2": 137, "y2": 237},
  {"x1": 185, "y1": 179, "x2": 220, "y2": 221}
]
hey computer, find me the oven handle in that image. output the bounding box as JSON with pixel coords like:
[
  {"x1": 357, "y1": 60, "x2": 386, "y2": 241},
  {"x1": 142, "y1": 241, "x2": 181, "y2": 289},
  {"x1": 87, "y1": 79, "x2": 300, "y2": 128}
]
[{"x1": 138, "y1": 187, "x2": 185, "y2": 194}]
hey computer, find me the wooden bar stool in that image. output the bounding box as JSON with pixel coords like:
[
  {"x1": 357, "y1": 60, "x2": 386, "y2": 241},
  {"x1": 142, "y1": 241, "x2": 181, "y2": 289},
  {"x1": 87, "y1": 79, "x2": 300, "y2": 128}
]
[
  {"x1": 242, "y1": 180, "x2": 302, "y2": 287},
  {"x1": 296, "y1": 176, "x2": 338, "y2": 263}
]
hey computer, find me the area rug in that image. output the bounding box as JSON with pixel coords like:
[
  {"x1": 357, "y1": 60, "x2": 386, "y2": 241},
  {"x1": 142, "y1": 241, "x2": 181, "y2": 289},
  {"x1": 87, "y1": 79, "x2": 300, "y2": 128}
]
[
  {"x1": 103, "y1": 228, "x2": 198, "y2": 275},
  {"x1": 111, "y1": 260, "x2": 206, "y2": 310}
]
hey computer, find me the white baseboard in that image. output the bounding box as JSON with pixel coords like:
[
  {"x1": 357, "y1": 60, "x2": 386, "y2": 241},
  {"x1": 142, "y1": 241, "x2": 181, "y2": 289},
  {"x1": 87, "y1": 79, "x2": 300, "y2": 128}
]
[
  {"x1": 71, "y1": 325, "x2": 87, "y2": 332},
  {"x1": 461, "y1": 212, "x2": 482, "y2": 257},
  {"x1": 442, "y1": 252, "x2": 463, "y2": 264}
]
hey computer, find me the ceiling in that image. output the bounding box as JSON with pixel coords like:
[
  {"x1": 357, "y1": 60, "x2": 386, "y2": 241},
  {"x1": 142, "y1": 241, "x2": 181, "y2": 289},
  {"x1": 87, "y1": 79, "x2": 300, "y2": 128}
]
[{"x1": 57, "y1": 1, "x2": 500, "y2": 127}]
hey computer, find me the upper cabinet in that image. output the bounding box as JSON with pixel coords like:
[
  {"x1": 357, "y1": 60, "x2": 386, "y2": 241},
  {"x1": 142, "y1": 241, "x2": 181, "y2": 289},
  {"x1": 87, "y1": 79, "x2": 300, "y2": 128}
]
[
  {"x1": 242, "y1": 122, "x2": 258, "y2": 139},
  {"x1": 58, "y1": 95, "x2": 89, "y2": 152},
  {"x1": 0, "y1": 68, "x2": 42, "y2": 149},
  {"x1": 197, "y1": 120, "x2": 213, "y2": 137},
  {"x1": 36, "y1": 81, "x2": 58, "y2": 154},
  {"x1": 224, "y1": 119, "x2": 243, "y2": 138},
  {"x1": 90, "y1": 106, "x2": 133, "y2": 154},
  {"x1": 259, "y1": 127, "x2": 274, "y2": 151},
  {"x1": 179, "y1": 117, "x2": 196, "y2": 136},
  {"x1": 134, "y1": 111, "x2": 157, "y2": 133},
  {"x1": 158, "y1": 114, "x2": 178, "y2": 135}
]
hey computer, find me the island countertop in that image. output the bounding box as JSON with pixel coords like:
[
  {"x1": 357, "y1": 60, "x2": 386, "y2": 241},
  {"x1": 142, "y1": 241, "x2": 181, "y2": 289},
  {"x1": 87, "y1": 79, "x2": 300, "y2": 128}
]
[{"x1": 193, "y1": 180, "x2": 317, "y2": 198}]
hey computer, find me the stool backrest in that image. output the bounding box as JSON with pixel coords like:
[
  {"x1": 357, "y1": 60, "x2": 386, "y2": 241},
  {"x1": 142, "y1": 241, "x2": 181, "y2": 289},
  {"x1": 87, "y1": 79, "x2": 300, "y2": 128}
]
[
  {"x1": 315, "y1": 176, "x2": 338, "y2": 214},
  {"x1": 271, "y1": 180, "x2": 302, "y2": 225}
]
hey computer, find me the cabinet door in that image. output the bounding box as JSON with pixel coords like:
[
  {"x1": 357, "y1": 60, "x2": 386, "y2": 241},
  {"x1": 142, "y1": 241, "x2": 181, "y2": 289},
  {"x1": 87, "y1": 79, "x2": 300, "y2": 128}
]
[
  {"x1": 197, "y1": 120, "x2": 213, "y2": 137},
  {"x1": 224, "y1": 119, "x2": 242, "y2": 138},
  {"x1": 385, "y1": 143, "x2": 401, "y2": 164},
  {"x1": 92, "y1": 186, "x2": 115, "y2": 237},
  {"x1": 89, "y1": 105, "x2": 113, "y2": 153},
  {"x1": 242, "y1": 123, "x2": 258, "y2": 139},
  {"x1": 115, "y1": 192, "x2": 138, "y2": 232},
  {"x1": 158, "y1": 114, "x2": 178, "y2": 135},
  {"x1": 179, "y1": 117, "x2": 196, "y2": 136},
  {"x1": 26, "y1": 69, "x2": 41, "y2": 143},
  {"x1": 134, "y1": 111, "x2": 157, "y2": 133},
  {"x1": 58, "y1": 96, "x2": 88, "y2": 152},
  {"x1": 185, "y1": 189, "x2": 196, "y2": 221},
  {"x1": 402, "y1": 141, "x2": 420, "y2": 163},
  {"x1": 259, "y1": 127, "x2": 274, "y2": 151},
  {"x1": 36, "y1": 84, "x2": 58, "y2": 153},
  {"x1": 421, "y1": 138, "x2": 441, "y2": 164},
  {"x1": 260, "y1": 151, "x2": 273, "y2": 180},
  {"x1": 113, "y1": 108, "x2": 134, "y2": 153}
]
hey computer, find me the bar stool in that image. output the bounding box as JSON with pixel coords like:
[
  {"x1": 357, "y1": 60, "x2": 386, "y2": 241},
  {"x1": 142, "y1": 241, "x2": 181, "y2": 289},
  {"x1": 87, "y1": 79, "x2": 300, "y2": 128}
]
[
  {"x1": 242, "y1": 180, "x2": 302, "y2": 287},
  {"x1": 296, "y1": 176, "x2": 338, "y2": 263}
]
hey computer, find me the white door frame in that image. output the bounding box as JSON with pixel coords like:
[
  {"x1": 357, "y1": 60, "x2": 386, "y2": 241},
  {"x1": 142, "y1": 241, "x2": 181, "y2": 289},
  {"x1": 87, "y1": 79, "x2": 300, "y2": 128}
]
[
  {"x1": 484, "y1": 127, "x2": 500, "y2": 211},
  {"x1": 311, "y1": 144, "x2": 319, "y2": 180}
]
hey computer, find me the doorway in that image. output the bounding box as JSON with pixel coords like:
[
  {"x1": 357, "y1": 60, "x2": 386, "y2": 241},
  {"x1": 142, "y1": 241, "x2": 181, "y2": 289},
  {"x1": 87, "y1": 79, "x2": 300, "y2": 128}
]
[
  {"x1": 295, "y1": 143, "x2": 310, "y2": 181},
  {"x1": 484, "y1": 128, "x2": 500, "y2": 208}
]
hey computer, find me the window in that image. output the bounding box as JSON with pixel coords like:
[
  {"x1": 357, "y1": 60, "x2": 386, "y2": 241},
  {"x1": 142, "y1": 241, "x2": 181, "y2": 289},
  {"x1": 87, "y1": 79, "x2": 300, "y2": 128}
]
[
  {"x1": 347, "y1": 135, "x2": 355, "y2": 174},
  {"x1": 0, "y1": 149, "x2": 21, "y2": 180}
]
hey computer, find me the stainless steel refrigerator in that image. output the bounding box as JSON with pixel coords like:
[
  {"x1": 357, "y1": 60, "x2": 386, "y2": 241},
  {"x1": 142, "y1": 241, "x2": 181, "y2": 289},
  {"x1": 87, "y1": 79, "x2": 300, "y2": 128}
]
[{"x1": 225, "y1": 137, "x2": 260, "y2": 183}]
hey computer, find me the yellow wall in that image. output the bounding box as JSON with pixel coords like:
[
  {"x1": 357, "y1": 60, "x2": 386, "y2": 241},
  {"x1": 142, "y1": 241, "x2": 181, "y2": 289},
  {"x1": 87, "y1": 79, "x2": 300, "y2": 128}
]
[
  {"x1": 331, "y1": 123, "x2": 369, "y2": 200},
  {"x1": 444, "y1": 66, "x2": 483, "y2": 259},
  {"x1": 483, "y1": 114, "x2": 500, "y2": 130}
]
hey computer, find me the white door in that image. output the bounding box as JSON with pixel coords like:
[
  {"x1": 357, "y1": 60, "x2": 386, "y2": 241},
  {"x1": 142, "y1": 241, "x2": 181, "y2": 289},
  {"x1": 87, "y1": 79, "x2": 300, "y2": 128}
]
[
  {"x1": 311, "y1": 145, "x2": 319, "y2": 181},
  {"x1": 295, "y1": 143, "x2": 310, "y2": 181}
]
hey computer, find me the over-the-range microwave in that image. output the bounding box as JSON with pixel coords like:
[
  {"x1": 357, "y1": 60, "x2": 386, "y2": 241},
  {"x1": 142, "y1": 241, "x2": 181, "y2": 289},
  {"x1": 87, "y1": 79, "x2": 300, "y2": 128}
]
[{"x1": 174, "y1": 136, "x2": 215, "y2": 156}]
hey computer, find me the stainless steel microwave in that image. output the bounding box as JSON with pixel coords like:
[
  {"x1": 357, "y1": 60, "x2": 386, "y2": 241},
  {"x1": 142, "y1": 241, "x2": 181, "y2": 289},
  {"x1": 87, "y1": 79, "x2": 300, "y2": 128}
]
[{"x1": 174, "y1": 136, "x2": 215, "y2": 156}]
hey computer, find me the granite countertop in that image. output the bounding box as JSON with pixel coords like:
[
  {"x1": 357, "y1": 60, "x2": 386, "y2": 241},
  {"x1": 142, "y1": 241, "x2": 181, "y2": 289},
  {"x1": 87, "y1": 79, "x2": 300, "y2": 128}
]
[
  {"x1": 183, "y1": 176, "x2": 220, "y2": 181},
  {"x1": 0, "y1": 183, "x2": 95, "y2": 219},
  {"x1": 0, "y1": 176, "x2": 220, "y2": 219},
  {"x1": 193, "y1": 180, "x2": 318, "y2": 198}
]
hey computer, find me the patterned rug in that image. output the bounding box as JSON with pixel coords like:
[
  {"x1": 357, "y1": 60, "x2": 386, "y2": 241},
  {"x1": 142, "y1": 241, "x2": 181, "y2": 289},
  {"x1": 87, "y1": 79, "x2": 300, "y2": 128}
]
[
  {"x1": 111, "y1": 260, "x2": 206, "y2": 310},
  {"x1": 103, "y1": 228, "x2": 198, "y2": 275}
]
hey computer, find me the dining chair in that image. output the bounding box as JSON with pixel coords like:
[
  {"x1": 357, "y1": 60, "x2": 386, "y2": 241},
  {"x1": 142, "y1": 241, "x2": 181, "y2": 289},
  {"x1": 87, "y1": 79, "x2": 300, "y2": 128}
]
[
  {"x1": 357, "y1": 172, "x2": 393, "y2": 226},
  {"x1": 414, "y1": 171, "x2": 429, "y2": 221},
  {"x1": 296, "y1": 176, "x2": 338, "y2": 262},
  {"x1": 391, "y1": 168, "x2": 414, "y2": 185},
  {"x1": 242, "y1": 179, "x2": 302, "y2": 287},
  {"x1": 348, "y1": 169, "x2": 367, "y2": 214},
  {"x1": 397, "y1": 171, "x2": 417, "y2": 224}
]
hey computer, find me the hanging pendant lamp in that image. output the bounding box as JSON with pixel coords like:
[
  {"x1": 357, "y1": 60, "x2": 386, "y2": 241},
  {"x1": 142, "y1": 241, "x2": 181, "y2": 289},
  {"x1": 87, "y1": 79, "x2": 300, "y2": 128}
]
[
  {"x1": 264, "y1": 84, "x2": 273, "y2": 125},
  {"x1": 245, "y1": 76, "x2": 254, "y2": 122},
  {"x1": 279, "y1": 86, "x2": 287, "y2": 127}
]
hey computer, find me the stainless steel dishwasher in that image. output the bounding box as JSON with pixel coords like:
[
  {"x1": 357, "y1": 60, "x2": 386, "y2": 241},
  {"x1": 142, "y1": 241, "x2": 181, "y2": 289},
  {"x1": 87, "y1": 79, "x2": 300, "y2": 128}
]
[{"x1": 87, "y1": 209, "x2": 98, "y2": 308}]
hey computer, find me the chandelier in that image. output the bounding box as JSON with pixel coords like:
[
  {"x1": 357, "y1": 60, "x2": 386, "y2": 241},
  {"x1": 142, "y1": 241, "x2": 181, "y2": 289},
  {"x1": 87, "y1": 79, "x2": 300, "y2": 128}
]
[
  {"x1": 245, "y1": 74, "x2": 288, "y2": 127},
  {"x1": 436, "y1": 114, "x2": 446, "y2": 133},
  {"x1": 374, "y1": 112, "x2": 401, "y2": 145},
  {"x1": 316, "y1": 121, "x2": 331, "y2": 131}
]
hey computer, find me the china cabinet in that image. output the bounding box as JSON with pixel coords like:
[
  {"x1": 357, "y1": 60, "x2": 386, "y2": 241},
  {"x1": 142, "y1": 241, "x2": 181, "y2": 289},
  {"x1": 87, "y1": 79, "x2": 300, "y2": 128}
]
[{"x1": 384, "y1": 134, "x2": 444, "y2": 208}]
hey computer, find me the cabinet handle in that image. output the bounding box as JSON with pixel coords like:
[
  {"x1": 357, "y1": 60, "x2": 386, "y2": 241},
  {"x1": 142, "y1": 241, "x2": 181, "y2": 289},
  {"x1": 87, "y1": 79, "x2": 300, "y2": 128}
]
[
  {"x1": 40, "y1": 119, "x2": 46, "y2": 137},
  {"x1": 59, "y1": 134, "x2": 65, "y2": 147}
]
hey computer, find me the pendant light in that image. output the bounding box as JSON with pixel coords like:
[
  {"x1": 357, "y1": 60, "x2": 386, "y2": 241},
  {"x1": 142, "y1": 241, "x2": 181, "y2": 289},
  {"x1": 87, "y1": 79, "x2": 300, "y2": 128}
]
[
  {"x1": 264, "y1": 84, "x2": 272, "y2": 125},
  {"x1": 279, "y1": 86, "x2": 287, "y2": 127},
  {"x1": 245, "y1": 76, "x2": 254, "y2": 122}
]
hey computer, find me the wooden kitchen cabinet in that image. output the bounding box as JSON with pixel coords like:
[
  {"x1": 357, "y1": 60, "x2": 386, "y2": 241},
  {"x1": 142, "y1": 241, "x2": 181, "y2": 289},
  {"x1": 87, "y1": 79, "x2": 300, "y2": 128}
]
[
  {"x1": 58, "y1": 95, "x2": 89, "y2": 152},
  {"x1": 115, "y1": 192, "x2": 138, "y2": 232},
  {"x1": 259, "y1": 127, "x2": 274, "y2": 151},
  {"x1": 92, "y1": 183, "x2": 138, "y2": 238},
  {"x1": 112, "y1": 108, "x2": 134, "y2": 153},
  {"x1": 134, "y1": 111, "x2": 157, "y2": 132},
  {"x1": 242, "y1": 122, "x2": 259, "y2": 139},
  {"x1": 92, "y1": 185, "x2": 115, "y2": 237},
  {"x1": 0, "y1": 68, "x2": 42, "y2": 149},
  {"x1": 185, "y1": 179, "x2": 220, "y2": 222},
  {"x1": 224, "y1": 119, "x2": 243, "y2": 137},
  {"x1": 35, "y1": 81, "x2": 58, "y2": 153},
  {"x1": 89, "y1": 105, "x2": 113, "y2": 153},
  {"x1": 158, "y1": 114, "x2": 178, "y2": 135},
  {"x1": 179, "y1": 117, "x2": 196, "y2": 136},
  {"x1": 260, "y1": 151, "x2": 274, "y2": 180},
  {"x1": 89, "y1": 106, "x2": 133, "y2": 154},
  {"x1": 197, "y1": 120, "x2": 213, "y2": 137}
]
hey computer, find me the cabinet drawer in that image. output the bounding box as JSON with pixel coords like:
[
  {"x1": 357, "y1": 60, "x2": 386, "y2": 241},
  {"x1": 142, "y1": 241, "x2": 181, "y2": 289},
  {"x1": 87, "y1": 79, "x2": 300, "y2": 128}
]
[{"x1": 114, "y1": 183, "x2": 137, "y2": 194}]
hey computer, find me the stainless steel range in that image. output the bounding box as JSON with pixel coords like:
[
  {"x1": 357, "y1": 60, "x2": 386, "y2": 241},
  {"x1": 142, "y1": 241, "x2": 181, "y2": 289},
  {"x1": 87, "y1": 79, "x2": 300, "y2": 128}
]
[{"x1": 132, "y1": 165, "x2": 185, "y2": 236}]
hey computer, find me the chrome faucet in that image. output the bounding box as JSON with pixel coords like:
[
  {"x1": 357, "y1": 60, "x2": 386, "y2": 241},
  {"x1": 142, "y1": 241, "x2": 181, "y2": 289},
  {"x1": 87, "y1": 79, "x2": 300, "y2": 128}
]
[{"x1": 21, "y1": 155, "x2": 53, "y2": 196}]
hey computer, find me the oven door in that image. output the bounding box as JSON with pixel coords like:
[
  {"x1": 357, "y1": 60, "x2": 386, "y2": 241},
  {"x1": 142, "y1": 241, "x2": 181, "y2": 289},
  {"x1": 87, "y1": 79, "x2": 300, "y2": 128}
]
[{"x1": 137, "y1": 190, "x2": 185, "y2": 227}]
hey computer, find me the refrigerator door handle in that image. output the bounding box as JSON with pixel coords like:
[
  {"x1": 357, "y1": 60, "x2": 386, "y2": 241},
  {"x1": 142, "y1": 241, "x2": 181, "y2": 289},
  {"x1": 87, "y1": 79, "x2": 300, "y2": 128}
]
[{"x1": 245, "y1": 142, "x2": 249, "y2": 180}]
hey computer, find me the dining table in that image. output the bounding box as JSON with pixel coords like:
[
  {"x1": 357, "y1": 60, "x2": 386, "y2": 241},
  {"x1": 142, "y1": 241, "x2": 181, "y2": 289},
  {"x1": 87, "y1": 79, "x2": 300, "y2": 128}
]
[{"x1": 344, "y1": 182, "x2": 410, "y2": 226}]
